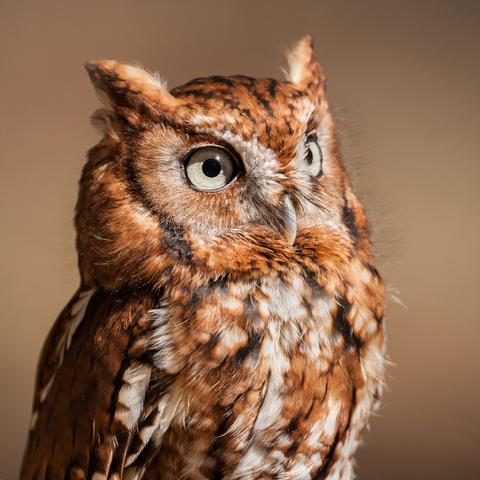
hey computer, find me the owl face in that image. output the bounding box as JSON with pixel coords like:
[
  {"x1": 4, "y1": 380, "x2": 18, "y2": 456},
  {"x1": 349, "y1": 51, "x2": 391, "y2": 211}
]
[
  {"x1": 129, "y1": 77, "x2": 338, "y2": 236},
  {"x1": 78, "y1": 38, "x2": 361, "y2": 289}
]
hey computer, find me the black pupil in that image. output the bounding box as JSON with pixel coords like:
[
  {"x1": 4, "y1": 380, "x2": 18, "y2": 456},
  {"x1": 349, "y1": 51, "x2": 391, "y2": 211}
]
[
  {"x1": 202, "y1": 158, "x2": 222, "y2": 177},
  {"x1": 306, "y1": 147, "x2": 313, "y2": 165}
]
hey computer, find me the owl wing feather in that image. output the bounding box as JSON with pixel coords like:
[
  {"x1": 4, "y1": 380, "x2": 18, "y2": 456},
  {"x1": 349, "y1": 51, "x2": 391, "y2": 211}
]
[{"x1": 21, "y1": 288, "x2": 175, "y2": 480}]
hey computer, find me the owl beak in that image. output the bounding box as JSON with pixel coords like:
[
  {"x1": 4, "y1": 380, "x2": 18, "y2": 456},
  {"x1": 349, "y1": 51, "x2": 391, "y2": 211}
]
[{"x1": 281, "y1": 196, "x2": 297, "y2": 245}]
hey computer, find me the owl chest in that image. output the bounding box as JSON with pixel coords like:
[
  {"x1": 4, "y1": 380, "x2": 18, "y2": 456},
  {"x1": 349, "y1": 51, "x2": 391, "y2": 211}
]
[
  {"x1": 154, "y1": 275, "x2": 338, "y2": 388},
  {"x1": 152, "y1": 276, "x2": 354, "y2": 473}
]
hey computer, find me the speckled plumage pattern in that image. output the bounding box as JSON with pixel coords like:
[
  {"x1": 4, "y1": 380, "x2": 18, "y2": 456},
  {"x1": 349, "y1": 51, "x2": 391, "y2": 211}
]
[{"x1": 21, "y1": 36, "x2": 387, "y2": 480}]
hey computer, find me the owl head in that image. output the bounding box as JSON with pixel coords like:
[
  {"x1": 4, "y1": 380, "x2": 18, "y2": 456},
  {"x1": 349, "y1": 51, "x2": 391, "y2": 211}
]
[{"x1": 76, "y1": 36, "x2": 369, "y2": 290}]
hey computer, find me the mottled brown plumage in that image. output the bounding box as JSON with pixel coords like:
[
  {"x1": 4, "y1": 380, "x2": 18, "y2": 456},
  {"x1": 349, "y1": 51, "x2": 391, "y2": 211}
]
[{"x1": 21, "y1": 36, "x2": 387, "y2": 480}]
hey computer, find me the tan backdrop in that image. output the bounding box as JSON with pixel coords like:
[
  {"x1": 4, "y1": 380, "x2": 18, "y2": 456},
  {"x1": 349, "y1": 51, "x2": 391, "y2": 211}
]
[{"x1": 1, "y1": 1, "x2": 479, "y2": 479}]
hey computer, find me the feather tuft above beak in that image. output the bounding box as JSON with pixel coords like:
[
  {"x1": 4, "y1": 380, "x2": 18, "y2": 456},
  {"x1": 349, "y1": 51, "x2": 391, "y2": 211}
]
[{"x1": 281, "y1": 197, "x2": 297, "y2": 245}]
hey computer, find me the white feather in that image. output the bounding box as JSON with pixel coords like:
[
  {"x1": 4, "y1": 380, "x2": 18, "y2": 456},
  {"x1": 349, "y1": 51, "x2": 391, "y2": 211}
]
[{"x1": 114, "y1": 364, "x2": 151, "y2": 429}]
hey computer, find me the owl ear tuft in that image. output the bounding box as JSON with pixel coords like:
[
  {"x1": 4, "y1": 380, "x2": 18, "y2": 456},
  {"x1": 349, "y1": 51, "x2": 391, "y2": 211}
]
[
  {"x1": 85, "y1": 60, "x2": 178, "y2": 127},
  {"x1": 285, "y1": 35, "x2": 325, "y2": 97}
]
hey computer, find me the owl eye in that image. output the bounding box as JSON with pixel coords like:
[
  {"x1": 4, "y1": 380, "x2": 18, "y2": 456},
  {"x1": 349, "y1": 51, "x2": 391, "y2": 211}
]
[
  {"x1": 184, "y1": 147, "x2": 238, "y2": 191},
  {"x1": 305, "y1": 137, "x2": 323, "y2": 178}
]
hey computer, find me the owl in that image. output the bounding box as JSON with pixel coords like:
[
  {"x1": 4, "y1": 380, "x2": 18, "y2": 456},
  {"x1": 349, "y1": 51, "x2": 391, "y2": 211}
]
[{"x1": 20, "y1": 36, "x2": 387, "y2": 480}]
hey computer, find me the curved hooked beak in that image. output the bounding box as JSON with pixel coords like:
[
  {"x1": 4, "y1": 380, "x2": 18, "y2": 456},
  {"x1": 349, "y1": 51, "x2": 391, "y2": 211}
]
[{"x1": 280, "y1": 196, "x2": 297, "y2": 245}]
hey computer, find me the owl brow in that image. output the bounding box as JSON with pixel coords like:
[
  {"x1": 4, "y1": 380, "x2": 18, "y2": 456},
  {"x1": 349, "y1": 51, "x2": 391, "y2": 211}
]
[
  {"x1": 286, "y1": 96, "x2": 317, "y2": 138},
  {"x1": 306, "y1": 116, "x2": 321, "y2": 138},
  {"x1": 180, "y1": 132, "x2": 238, "y2": 152}
]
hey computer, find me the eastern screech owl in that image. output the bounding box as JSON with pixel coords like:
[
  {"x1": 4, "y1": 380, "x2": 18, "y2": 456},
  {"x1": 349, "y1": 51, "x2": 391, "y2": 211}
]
[{"x1": 21, "y1": 36, "x2": 387, "y2": 480}]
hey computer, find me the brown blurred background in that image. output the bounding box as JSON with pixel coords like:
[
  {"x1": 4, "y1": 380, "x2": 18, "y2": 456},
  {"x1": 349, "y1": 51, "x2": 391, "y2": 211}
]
[{"x1": 1, "y1": 1, "x2": 479, "y2": 478}]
